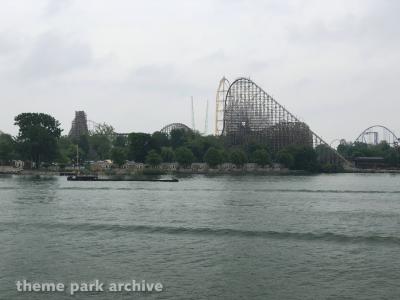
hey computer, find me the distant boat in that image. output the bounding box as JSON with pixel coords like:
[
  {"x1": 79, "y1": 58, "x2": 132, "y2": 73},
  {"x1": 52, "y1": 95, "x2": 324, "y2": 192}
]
[
  {"x1": 67, "y1": 175, "x2": 178, "y2": 182},
  {"x1": 67, "y1": 175, "x2": 98, "y2": 181}
]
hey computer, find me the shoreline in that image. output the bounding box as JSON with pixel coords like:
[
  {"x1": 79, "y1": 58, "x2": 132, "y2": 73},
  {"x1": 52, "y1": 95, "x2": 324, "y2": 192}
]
[{"x1": 1, "y1": 168, "x2": 400, "y2": 176}]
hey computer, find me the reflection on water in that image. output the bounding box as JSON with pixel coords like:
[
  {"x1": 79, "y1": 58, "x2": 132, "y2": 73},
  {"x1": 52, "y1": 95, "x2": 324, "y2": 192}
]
[{"x1": 0, "y1": 173, "x2": 399, "y2": 299}]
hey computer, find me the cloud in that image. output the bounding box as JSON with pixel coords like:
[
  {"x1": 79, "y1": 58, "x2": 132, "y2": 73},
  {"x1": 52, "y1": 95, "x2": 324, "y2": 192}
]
[
  {"x1": 0, "y1": 32, "x2": 20, "y2": 55},
  {"x1": 127, "y1": 64, "x2": 208, "y2": 96},
  {"x1": 287, "y1": 0, "x2": 400, "y2": 47},
  {"x1": 195, "y1": 50, "x2": 227, "y2": 64},
  {"x1": 20, "y1": 32, "x2": 93, "y2": 80},
  {"x1": 44, "y1": 0, "x2": 73, "y2": 17},
  {"x1": 0, "y1": 0, "x2": 399, "y2": 139}
]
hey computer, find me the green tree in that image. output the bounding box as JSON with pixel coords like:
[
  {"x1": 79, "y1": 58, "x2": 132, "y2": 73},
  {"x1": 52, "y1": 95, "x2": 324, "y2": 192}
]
[
  {"x1": 320, "y1": 163, "x2": 343, "y2": 173},
  {"x1": 188, "y1": 138, "x2": 205, "y2": 162},
  {"x1": 338, "y1": 140, "x2": 400, "y2": 168},
  {"x1": 77, "y1": 134, "x2": 90, "y2": 158},
  {"x1": 0, "y1": 134, "x2": 16, "y2": 164},
  {"x1": 113, "y1": 135, "x2": 128, "y2": 148},
  {"x1": 277, "y1": 150, "x2": 294, "y2": 168},
  {"x1": 251, "y1": 149, "x2": 271, "y2": 166},
  {"x1": 244, "y1": 141, "x2": 267, "y2": 158},
  {"x1": 204, "y1": 147, "x2": 222, "y2": 167},
  {"x1": 91, "y1": 122, "x2": 115, "y2": 137},
  {"x1": 150, "y1": 131, "x2": 169, "y2": 151},
  {"x1": 385, "y1": 149, "x2": 399, "y2": 166},
  {"x1": 56, "y1": 136, "x2": 74, "y2": 165},
  {"x1": 161, "y1": 147, "x2": 175, "y2": 162},
  {"x1": 219, "y1": 149, "x2": 230, "y2": 163},
  {"x1": 57, "y1": 138, "x2": 84, "y2": 167},
  {"x1": 337, "y1": 143, "x2": 352, "y2": 158},
  {"x1": 377, "y1": 141, "x2": 391, "y2": 153},
  {"x1": 287, "y1": 146, "x2": 319, "y2": 172},
  {"x1": 145, "y1": 150, "x2": 162, "y2": 167},
  {"x1": 230, "y1": 150, "x2": 247, "y2": 166},
  {"x1": 175, "y1": 147, "x2": 195, "y2": 167},
  {"x1": 127, "y1": 132, "x2": 152, "y2": 162},
  {"x1": 89, "y1": 134, "x2": 111, "y2": 160},
  {"x1": 202, "y1": 135, "x2": 224, "y2": 150},
  {"x1": 14, "y1": 113, "x2": 62, "y2": 167},
  {"x1": 170, "y1": 129, "x2": 187, "y2": 149},
  {"x1": 111, "y1": 147, "x2": 127, "y2": 167}
]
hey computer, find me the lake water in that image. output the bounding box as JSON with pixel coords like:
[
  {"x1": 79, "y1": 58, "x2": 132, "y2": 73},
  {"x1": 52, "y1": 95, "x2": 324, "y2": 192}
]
[{"x1": 0, "y1": 173, "x2": 399, "y2": 299}]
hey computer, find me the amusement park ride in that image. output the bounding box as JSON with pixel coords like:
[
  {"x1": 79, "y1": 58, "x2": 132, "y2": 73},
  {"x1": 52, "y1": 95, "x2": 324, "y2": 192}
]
[
  {"x1": 213, "y1": 77, "x2": 348, "y2": 165},
  {"x1": 69, "y1": 77, "x2": 398, "y2": 166},
  {"x1": 354, "y1": 125, "x2": 399, "y2": 147}
]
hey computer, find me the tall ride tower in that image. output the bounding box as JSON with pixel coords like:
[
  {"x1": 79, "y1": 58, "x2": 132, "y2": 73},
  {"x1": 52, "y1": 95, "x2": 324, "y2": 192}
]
[
  {"x1": 215, "y1": 77, "x2": 230, "y2": 135},
  {"x1": 69, "y1": 111, "x2": 89, "y2": 139}
]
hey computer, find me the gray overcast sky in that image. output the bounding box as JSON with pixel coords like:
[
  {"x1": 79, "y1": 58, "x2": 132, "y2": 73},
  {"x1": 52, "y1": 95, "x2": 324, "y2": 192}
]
[{"x1": 0, "y1": 0, "x2": 399, "y2": 143}]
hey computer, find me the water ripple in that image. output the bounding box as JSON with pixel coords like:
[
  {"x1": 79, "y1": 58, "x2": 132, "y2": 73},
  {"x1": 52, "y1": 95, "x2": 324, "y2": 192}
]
[
  {"x1": 1, "y1": 186, "x2": 400, "y2": 194},
  {"x1": 2, "y1": 221, "x2": 399, "y2": 245}
]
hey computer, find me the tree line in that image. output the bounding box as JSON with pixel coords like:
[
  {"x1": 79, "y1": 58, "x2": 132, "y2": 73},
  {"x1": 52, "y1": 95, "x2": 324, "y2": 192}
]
[
  {"x1": 338, "y1": 141, "x2": 400, "y2": 167},
  {"x1": 0, "y1": 112, "x2": 334, "y2": 172}
]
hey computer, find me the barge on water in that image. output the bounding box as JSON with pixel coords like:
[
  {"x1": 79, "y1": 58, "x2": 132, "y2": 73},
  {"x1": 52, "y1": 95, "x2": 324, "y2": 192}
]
[{"x1": 67, "y1": 175, "x2": 178, "y2": 182}]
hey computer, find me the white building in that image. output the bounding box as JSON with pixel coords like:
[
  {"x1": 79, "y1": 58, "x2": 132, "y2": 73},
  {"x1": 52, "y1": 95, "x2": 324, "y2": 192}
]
[
  {"x1": 13, "y1": 160, "x2": 24, "y2": 169},
  {"x1": 161, "y1": 163, "x2": 178, "y2": 171},
  {"x1": 122, "y1": 161, "x2": 145, "y2": 170},
  {"x1": 91, "y1": 160, "x2": 113, "y2": 171}
]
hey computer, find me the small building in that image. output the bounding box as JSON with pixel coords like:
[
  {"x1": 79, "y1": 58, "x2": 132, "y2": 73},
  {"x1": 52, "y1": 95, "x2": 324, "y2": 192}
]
[
  {"x1": 244, "y1": 163, "x2": 257, "y2": 171},
  {"x1": 220, "y1": 163, "x2": 236, "y2": 171},
  {"x1": 13, "y1": 160, "x2": 24, "y2": 169},
  {"x1": 353, "y1": 157, "x2": 387, "y2": 169},
  {"x1": 161, "y1": 163, "x2": 178, "y2": 171},
  {"x1": 191, "y1": 163, "x2": 208, "y2": 172},
  {"x1": 122, "y1": 161, "x2": 144, "y2": 170},
  {"x1": 91, "y1": 160, "x2": 113, "y2": 171},
  {"x1": 47, "y1": 163, "x2": 60, "y2": 171},
  {"x1": 23, "y1": 161, "x2": 36, "y2": 169},
  {"x1": 258, "y1": 164, "x2": 272, "y2": 171}
]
